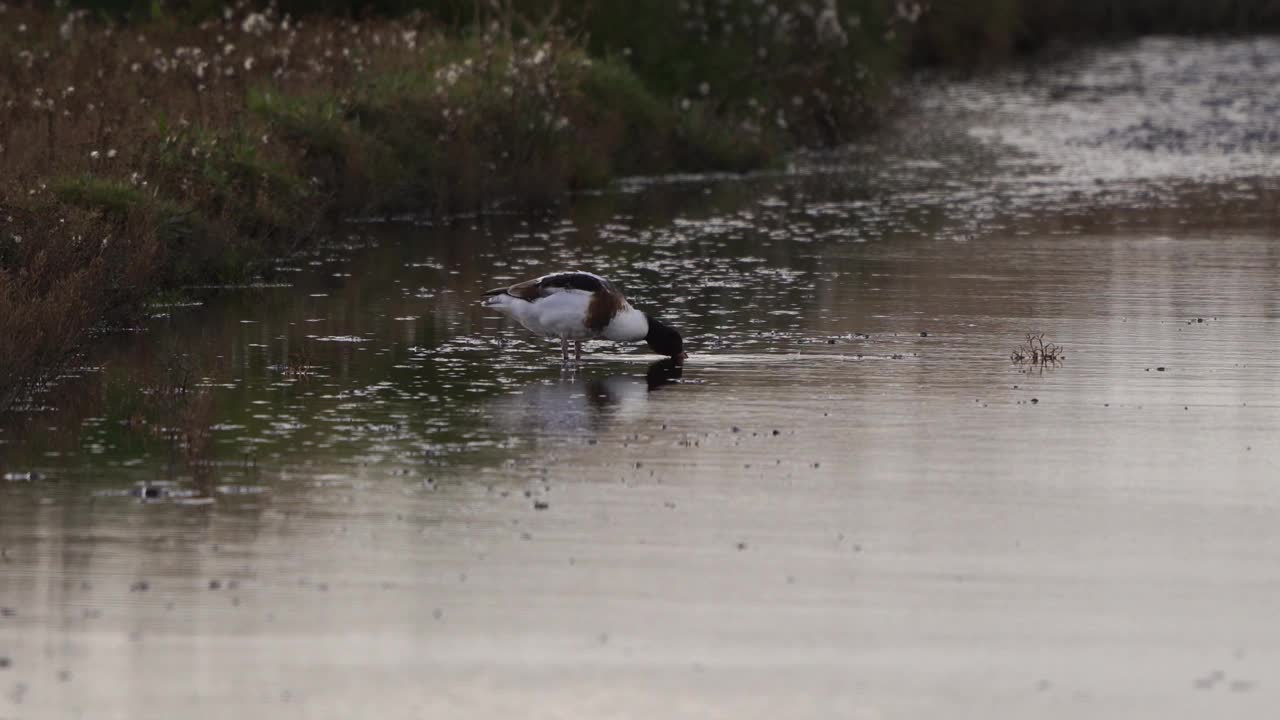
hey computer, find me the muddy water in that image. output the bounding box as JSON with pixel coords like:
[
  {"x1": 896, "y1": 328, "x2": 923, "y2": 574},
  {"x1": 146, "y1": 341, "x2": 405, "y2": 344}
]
[{"x1": 4, "y1": 38, "x2": 1280, "y2": 720}]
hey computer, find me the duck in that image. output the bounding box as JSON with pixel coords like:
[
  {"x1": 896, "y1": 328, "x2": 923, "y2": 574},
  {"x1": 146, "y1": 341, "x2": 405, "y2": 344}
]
[{"x1": 482, "y1": 271, "x2": 686, "y2": 363}]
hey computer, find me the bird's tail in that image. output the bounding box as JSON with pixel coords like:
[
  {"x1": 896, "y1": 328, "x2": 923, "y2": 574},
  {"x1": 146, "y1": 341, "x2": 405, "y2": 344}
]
[{"x1": 482, "y1": 286, "x2": 509, "y2": 297}]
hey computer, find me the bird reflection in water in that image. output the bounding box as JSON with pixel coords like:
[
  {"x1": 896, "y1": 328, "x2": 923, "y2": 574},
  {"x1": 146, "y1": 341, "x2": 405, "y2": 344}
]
[
  {"x1": 488, "y1": 359, "x2": 684, "y2": 436},
  {"x1": 643, "y1": 357, "x2": 684, "y2": 390}
]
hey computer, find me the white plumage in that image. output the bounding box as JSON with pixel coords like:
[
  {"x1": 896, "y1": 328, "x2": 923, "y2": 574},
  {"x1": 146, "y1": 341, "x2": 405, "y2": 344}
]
[{"x1": 482, "y1": 271, "x2": 685, "y2": 363}]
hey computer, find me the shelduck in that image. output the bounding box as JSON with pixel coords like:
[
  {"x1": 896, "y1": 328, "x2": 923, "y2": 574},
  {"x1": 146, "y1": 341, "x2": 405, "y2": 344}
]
[{"x1": 482, "y1": 271, "x2": 686, "y2": 363}]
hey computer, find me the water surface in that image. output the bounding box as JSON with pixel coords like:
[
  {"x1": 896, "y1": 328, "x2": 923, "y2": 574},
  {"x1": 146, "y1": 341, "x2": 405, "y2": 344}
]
[{"x1": 3, "y1": 37, "x2": 1280, "y2": 720}]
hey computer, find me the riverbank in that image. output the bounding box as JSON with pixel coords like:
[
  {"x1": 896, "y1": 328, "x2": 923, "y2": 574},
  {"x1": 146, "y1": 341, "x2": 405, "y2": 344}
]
[
  {"x1": 4, "y1": 0, "x2": 1279, "y2": 409},
  {"x1": 0, "y1": 3, "x2": 912, "y2": 408}
]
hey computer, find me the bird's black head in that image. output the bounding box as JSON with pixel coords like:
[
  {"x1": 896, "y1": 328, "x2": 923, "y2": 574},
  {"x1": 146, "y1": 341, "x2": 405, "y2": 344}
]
[{"x1": 644, "y1": 315, "x2": 686, "y2": 361}]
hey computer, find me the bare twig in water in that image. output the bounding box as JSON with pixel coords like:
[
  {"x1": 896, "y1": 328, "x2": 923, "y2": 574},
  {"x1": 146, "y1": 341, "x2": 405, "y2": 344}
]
[{"x1": 1011, "y1": 333, "x2": 1064, "y2": 367}]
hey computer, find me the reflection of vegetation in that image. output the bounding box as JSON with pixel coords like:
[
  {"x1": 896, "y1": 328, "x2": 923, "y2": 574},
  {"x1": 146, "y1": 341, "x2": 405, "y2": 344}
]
[
  {"x1": 1011, "y1": 333, "x2": 1064, "y2": 367},
  {"x1": 107, "y1": 350, "x2": 217, "y2": 462}
]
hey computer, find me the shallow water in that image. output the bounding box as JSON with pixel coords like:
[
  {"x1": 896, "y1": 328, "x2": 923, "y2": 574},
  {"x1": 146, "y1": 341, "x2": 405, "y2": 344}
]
[{"x1": 4, "y1": 38, "x2": 1280, "y2": 719}]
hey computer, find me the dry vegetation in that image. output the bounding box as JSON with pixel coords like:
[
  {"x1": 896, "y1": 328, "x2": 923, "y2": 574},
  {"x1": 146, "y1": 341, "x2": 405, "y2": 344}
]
[
  {"x1": 1011, "y1": 333, "x2": 1065, "y2": 367},
  {"x1": 1, "y1": 6, "x2": 435, "y2": 405}
]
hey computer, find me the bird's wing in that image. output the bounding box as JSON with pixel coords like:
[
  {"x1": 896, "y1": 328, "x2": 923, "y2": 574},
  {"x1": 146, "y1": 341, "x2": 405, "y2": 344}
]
[
  {"x1": 482, "y1": 277, "x2": 542, "y2": 300},
  {"x1": 484, "y1": 272, "x2": 616, "y2": 301}
]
